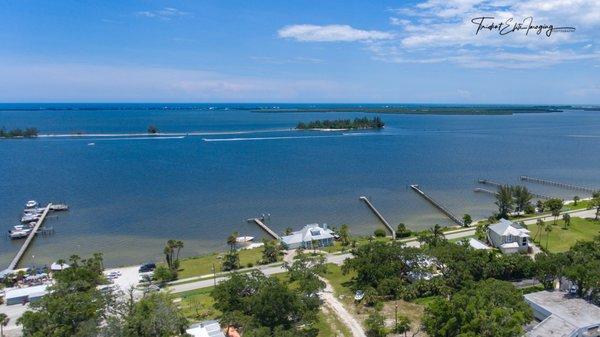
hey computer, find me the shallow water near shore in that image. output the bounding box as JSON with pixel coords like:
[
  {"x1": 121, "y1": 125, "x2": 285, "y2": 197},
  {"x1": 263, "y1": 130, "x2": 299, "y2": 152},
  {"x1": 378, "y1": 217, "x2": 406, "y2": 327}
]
[{"x1": 1, "y1": 104, "x2": 599, "y2": 267}]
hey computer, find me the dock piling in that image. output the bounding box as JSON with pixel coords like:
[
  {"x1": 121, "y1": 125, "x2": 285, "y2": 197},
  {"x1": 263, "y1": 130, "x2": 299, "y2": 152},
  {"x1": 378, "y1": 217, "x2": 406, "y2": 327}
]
[
  {"x1": 7, "y1": 203, "x2": 52, "y2": 270},
  {"x1": 359, "y1": 196, "x2": 396, "y2": 238},
  {"x1": 520, "y1": 176, "x2": 598, "y2": 195},
  {"x1": 410, "y1": 185, "x2": 464, "y2": 226},
  {"x1": 247, "y1": 217, "x2": 281, "y2": 241}
]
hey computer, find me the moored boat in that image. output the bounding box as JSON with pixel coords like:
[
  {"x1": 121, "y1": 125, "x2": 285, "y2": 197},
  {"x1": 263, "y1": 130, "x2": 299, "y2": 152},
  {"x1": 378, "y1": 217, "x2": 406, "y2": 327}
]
[{"x1": 25, "y1": 200, "x2": 38, "y2": 208}]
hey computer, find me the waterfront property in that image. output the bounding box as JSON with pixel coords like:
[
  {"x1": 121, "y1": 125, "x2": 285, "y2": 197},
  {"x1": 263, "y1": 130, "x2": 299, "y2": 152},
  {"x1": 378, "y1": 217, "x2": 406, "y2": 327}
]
[
  {"x1": 280, "y1": 224, "x2": 334, "y2": 249},
  {"x1": 487, "y1": 218, "x2": 530, "y2": 254},
  {"x1": 524, "y1": 291, "x2": 600, "y2": 337}
]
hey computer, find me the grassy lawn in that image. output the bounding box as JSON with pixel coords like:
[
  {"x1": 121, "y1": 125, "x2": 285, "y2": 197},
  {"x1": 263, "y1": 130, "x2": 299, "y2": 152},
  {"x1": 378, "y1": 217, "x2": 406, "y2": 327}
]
[
  {"x1": 323, "y1": 263, "x2": 355, "y2": 299},
  {"x1": 177, "y1": 247, "x2": 273, "y2": 279},
  {"x1": 529, "y1": 217, "x2": 600, "y2": 253},
  {"x1": 177, "y1": 286, "x2": 220, "y2": 321}
]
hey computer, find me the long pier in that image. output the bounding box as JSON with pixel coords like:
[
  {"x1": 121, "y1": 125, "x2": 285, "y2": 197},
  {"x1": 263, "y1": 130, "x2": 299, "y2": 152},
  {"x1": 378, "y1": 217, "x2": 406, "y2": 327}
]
[
  {"x1": 247, "y1": 217, "x2": 281, "y2": 241},
  {"x1": 520, "y1": 176, "x2": 598, "y2": 194},
  {"x1": 359, "y1": 196, "x2": 396, "y2": 238},
  {"x1": 410, "y1": 185, "x2": 464, "y2": 226},
  {"x1": 476, "y1": 181, "x2": 552, "y2": 200},
  {"x1": 7, "y1": 203, "x2": 52, "y2": 270}
]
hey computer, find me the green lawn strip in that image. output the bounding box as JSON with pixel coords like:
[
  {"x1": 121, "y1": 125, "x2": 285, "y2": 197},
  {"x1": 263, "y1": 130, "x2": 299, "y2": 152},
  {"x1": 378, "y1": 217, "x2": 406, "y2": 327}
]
[
  {"x1": 176, "y1": 286, "x2": 220, "y2": 321},
  {"x1": 322, "y1": 263, "x2": 355, "y2": 299},
  {"x1": 529, "y1": 217, "x2": 600, "y2": 253},
  {"x1": 177, "y1": 247, "x2": 272, "y2": 279}
]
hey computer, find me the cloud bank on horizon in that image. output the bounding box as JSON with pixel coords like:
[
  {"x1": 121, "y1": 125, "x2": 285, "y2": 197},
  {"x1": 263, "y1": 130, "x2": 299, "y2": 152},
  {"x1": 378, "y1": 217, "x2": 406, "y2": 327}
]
[{"x1": 0, "y1": 0, "x2": 599, "y2": 103}]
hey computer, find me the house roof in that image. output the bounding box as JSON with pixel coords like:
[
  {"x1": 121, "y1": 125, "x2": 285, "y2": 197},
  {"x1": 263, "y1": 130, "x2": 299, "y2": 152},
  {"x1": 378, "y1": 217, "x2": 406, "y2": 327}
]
[
  {"x1": 281, "y1": 224, "x2": 334, "y2": 245},
  {"x1": 5, "y1": 284, "x2": 49, "y2": 299},
  {"x1": 468, "y1": 238, "x2": 491, "y2": 250},
  {"x1": 186, "y1": 320, "x2": 225, "y2": 337},
  {"x1": 489, "y1": 218, "x2": 530, "y2": 236},
  {"x1": 525, "y1": 291, "x2": 600, "y2": 336}
]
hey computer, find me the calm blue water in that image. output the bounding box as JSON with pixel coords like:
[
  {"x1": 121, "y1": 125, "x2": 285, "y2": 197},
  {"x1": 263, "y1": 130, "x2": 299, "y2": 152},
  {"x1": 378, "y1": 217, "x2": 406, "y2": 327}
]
[{"x1": 1, "y1": 104, "x2": 599, "y2": 267}]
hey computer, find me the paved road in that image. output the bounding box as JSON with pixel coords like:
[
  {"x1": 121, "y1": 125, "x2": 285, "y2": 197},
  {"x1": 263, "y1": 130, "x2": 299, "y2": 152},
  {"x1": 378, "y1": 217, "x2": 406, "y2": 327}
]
[
  {"x1": 169, "y1": 253, "x2": 353, "y2": 294},
  {"x1": 522, "y1": 208, "x2": 597, "y2": 225}
]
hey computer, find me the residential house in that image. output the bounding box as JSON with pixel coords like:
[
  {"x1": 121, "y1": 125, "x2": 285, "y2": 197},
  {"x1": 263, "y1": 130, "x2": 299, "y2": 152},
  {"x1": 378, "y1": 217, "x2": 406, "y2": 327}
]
[
  {"x1": 281, "y1": 223, "x2": 334, "y2": 249},
  {"x1": 487, "y1": 218, "x2": 531, "y2": 254},
  {"x1": 525, "y1": 290, "x2": 600, "y2": 337}
]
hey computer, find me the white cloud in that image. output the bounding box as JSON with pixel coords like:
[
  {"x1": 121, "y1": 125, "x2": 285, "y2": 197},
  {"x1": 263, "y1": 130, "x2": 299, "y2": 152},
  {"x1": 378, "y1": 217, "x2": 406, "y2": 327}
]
[
  {"x1": 135, "y1": 7, "x2": 188, "y2": 20},
  {"x1": 278, "y1": 24, "x2": 393, "y2": 42},
  {"x1": 378, "y1": 0, "x2": 600, "y2": 67}
]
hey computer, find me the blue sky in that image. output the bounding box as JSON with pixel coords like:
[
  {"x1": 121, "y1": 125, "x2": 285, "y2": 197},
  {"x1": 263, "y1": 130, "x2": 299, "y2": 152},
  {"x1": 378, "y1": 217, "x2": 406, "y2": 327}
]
[{"x1": 0, "y1": 0, "x2": 599, "y2": 103}]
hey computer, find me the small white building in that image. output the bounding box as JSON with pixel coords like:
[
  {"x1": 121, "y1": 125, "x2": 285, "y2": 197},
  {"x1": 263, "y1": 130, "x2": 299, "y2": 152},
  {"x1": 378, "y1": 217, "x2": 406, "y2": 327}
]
[
  {"x1": 487, "y1": 218, "x2": 530, "y2": 254},
  {"x1": 525, "y1": 291, "x2": 600, "y2": 337},
  {"x1": 5, "y1": 284, "x2": 49, "y2": 305},
  {"x1": 281, "y1": 224, "x2": 335, "y2": 250},
  {"x1": 186, "y1": 320, "x2": 225, "y2": 337}
]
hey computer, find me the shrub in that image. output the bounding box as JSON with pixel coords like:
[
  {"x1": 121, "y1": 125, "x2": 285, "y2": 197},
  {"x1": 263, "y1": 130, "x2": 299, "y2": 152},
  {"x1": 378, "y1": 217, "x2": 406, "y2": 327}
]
[{"x1": 374, "y1": 228, "x2": 387, "y2": 237}]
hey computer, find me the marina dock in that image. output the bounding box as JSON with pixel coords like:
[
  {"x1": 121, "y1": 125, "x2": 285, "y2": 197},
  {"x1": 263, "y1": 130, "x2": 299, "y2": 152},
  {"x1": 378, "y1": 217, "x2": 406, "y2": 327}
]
[
  {"x1": 247, "y1": 217, "x2": 281, "y2": 241},
  {"x1": 359, "y1": 196, "x2": 395, "y2": 238},
  {"x1": 520, "y1": 176, "x2": 598, "y2": 195},
  {"x1": 410, "y1": 185, "x2": 464, "y2": 226},
  {"x1": 476, "y1": 180, "x2": 552, "y2": 199},
  {"x1": 7, "y1": 203, "x2": 52, "y2": 270}
]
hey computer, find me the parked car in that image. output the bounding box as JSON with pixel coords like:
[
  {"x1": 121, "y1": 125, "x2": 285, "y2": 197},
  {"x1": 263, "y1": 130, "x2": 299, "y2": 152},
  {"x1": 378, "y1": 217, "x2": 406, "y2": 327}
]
[{"x1": 138, "y1": 263, "x2": 156, "y2": 273}]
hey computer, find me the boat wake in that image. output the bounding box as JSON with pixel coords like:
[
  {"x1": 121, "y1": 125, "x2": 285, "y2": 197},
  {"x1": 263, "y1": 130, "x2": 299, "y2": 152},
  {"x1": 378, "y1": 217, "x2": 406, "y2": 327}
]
[
  {"x1": 203, "y1": 132, "x2": 386, "y2": 142},
  {"x1": 203, "y1": 135, "x2": 342, "y2": 142},
  {"x1": 87, "y1": 136, "x2": 185, "y2": 141}
]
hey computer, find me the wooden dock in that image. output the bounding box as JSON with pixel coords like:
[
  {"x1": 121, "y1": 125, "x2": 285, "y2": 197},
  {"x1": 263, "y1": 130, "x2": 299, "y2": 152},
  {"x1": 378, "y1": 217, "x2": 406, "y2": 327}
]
[
  {"x1": 520, "y1": 176, "x2": 598, "y2": 195},
  {"x1": 359, "y1": 196, "x2": 396, "y2": 238},
  {"x1": 410, "y1": 185, "x2": 464, "y2": 226},
  {"x1": 247, "y1": 217, "x2": 281, "y2": 241},
  {"x1": 7, "y1": 203, "x2": 52, "y2": 270},
  {"x1": 476, "y1": 181, "x2": 552, "y2": 199}
]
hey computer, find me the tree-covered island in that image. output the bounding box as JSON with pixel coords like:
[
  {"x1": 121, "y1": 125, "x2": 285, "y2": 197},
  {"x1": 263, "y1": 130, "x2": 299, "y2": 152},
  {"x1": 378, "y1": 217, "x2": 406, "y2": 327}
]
[
  {"x1": 296, "y1": 116, "x2": 384, "y2": 130},
  {"x1": 0, "y1": 127, "x2": 39, "y2": 138}
]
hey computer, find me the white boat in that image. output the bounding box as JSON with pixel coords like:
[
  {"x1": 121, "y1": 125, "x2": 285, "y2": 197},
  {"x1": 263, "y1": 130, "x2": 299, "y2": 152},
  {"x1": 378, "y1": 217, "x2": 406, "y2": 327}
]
[
  {"x1": 21, "y1": 215, "x2": 40, "y2": 223},
  {"x1": 9, "y1": 229, "x2": 32, "y2": 239},
  {"x1": 25, "y1": 200, "x2": 38, "y2": 208},
  {"x1": 236, "y1": 236, "x2": 254, "y2": 243},
  {"x1": 23, "y1": 207, "x2": 44, "y2": 214},
  {"x1": 87, "y1": 142, "x2": 95, "y2": 146}
]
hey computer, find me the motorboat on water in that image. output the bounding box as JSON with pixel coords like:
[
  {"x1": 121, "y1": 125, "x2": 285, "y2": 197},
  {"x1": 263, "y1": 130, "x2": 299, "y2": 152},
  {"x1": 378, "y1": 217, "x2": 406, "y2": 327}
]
[
  {"x1": 25, "y1": 200, "x2": 38, "y2": 208},
  {"x1": 23, "y1": 207, "x2": 44, "y2": 215},
  {"x1": 9, "y1": 229, "x2": 32, "y2": 239},
  {"x1": 236, "y1": 236, "x2": 255, "y2": 243},
  {"x1": 21, "y1": 214, "x2": 40, "y2": 223},
  {"x1": 9, "y1": 224, "x2": 33, "y2": 239}
]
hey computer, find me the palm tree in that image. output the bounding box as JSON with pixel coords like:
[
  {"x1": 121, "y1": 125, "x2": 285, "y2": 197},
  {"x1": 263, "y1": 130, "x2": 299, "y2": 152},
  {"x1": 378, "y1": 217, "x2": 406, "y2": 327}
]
[
  {"x1": 512, "y1": 186, "x2": 533, "y2": 213},
  {"x1": 429, "y1": 224, "x2": 444, "y2": 246},
  {"x1": 0, "y1": 313, "x2": 9, "y2": 337},
  {"x1": 534, "y1": 219, "x2": 545, "y2": 242},
  {"x1": 562, "y1": 213, "x2": 571, "y2": 230},
  {"x1": 174, "y1": 240, "x2": 184, "y2": 261},
  {"x1": 573, "y1": 196, "x2": 580, "y2": 206},
  {"x1": 226, "y1": 232, "x2": 238, "y2": 251},
  {"x1": 495, "y1": 185, "x2": 514, "y2": 219},
  {"x1": 544, "y1": 223, "x2": 553, "y2": 250},
  {"x1": 284, "y1": 227, "x2": 293, "y2": 236},
  {"x1": 164, "y1": 246, "x2": 173, "y2": 269}
]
